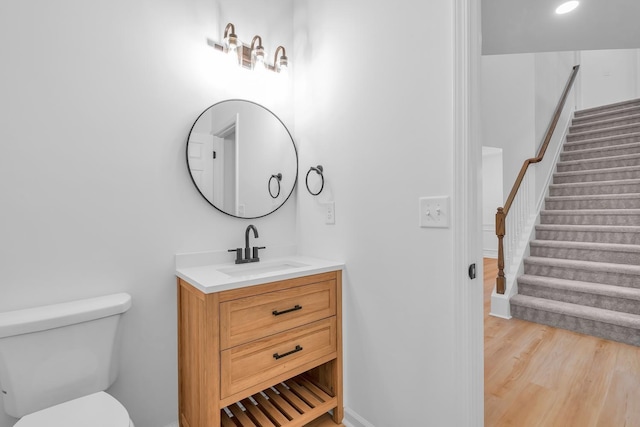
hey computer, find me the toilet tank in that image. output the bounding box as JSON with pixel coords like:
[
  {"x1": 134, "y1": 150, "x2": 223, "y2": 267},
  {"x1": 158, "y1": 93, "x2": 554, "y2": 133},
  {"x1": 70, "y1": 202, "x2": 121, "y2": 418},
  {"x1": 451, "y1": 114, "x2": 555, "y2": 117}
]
[{"x1": 0, "y1": 293, "x2": 132, "y2": 418}]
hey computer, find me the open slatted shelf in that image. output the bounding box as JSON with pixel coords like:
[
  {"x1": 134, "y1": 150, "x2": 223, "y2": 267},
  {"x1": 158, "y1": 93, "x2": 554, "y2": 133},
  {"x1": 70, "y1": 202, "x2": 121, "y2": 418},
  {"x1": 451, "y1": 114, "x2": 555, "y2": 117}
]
[{"x1": 220, "y1": 375, "x2": 338, "y2": 427}]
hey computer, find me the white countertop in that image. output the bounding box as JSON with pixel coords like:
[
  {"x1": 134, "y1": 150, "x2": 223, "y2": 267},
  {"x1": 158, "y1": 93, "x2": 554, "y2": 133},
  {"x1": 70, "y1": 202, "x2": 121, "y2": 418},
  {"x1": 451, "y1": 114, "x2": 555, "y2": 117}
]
[{"x1": 175, "y1": 254, "x2": 344, "y2": 294}]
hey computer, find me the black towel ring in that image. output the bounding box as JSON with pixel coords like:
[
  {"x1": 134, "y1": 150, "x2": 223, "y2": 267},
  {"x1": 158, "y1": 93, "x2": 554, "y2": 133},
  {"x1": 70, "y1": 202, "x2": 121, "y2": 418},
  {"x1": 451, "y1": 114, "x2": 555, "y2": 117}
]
[
  {"x1": 268, "y1": 173, "x2": 282, "y2": 198},
  {"x1": 305, "y1": 165, "x2": 324, "y2": 196}
]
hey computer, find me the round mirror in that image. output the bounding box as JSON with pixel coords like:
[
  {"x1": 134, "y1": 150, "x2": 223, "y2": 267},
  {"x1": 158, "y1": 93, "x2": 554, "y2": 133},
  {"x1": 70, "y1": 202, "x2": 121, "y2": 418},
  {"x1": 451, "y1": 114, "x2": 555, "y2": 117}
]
[{"x1": 186, "y1": 100, "x2": 298, "y2": 218}]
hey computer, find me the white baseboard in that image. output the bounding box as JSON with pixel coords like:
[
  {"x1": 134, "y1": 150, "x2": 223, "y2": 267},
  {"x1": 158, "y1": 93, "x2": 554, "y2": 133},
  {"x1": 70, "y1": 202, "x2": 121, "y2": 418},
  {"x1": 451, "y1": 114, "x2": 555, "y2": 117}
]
[
  {"x1": 343, "y1": 407, "x2": 375, "y2": 427},
  {"x1": 483, "y1": 249, "x2": 497, "y2": 258}
]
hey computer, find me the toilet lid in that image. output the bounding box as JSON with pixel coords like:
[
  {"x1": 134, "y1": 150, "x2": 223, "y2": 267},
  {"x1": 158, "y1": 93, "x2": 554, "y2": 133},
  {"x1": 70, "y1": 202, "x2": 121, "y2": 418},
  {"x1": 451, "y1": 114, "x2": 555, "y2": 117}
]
[{"x1": 15, "y1": 392, "x2": 130, "y2": 427}]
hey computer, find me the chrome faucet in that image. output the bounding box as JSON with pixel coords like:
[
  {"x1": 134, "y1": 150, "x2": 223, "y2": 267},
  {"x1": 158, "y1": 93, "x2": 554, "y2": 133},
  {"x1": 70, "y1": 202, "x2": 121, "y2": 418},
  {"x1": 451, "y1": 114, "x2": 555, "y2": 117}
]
[{"x1": 228, "y1": 224, "x2": 265, "y2": 264}]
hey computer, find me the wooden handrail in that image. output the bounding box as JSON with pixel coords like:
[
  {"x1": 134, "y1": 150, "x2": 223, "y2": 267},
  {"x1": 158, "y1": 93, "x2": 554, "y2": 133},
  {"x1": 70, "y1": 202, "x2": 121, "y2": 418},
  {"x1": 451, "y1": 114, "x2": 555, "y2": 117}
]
[{"x1": 495, "y1": 65, "x2": 580, "y2": 294}]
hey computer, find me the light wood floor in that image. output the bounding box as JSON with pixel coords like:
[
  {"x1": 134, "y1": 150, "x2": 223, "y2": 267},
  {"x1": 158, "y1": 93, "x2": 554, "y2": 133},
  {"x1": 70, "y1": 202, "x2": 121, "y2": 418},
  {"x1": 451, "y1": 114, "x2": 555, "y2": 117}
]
[{"x1": 484, "y1": 258, "x2": 640, "y2": 426}]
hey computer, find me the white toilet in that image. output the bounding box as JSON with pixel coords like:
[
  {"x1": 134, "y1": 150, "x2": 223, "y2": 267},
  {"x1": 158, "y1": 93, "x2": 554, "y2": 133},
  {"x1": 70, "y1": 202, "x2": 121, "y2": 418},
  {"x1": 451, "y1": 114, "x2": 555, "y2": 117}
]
[{"x1": 0, "y1": 293, "x2": 134, "y2": 427}]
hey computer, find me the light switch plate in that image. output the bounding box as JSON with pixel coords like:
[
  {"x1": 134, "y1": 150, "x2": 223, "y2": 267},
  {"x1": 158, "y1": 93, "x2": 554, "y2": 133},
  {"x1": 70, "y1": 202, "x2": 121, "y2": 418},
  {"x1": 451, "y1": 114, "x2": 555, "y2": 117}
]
[{"x1": 419, "y1": 196, "x2": 450, "y2": 228}]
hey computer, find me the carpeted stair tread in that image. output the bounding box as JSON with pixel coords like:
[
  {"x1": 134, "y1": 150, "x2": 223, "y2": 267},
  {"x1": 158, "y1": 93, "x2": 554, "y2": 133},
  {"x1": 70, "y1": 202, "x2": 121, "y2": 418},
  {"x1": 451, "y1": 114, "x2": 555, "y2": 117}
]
[
  {"x1": 549, "y1": 178, "x2": 640, "y2": 196},
  {"x1": 517, "y1": 274, "x2": 640, "y2": 302},
  {"x1": 572, "y1": 105, "x2": 640, "y2": 124},
  {"x1": 565, "y1": 131, "x2": 640, "y2": 148},
  {"x1": 534, "y1": 224, "x2": 640, "y2": 245},
  {"x1": 530, "y1": 239, "x2": 640, "y2": 264},
  {"x1": 524, "y1": 256, "x2": 640, "y2": 276},
  {"x1": 510, "y1": 294, "x2": 640, "y2": 330},
  {"x1": 561, "y1": 141, "x2": 640, "y2": 160},
  {"x1": 540, "y1": 209, "x2": 640, "y2": 226},
  {"x1": 535, "y1": 224, "x2": 640, "y2": 233},
  {"x1": 557, "y1": 153, "x2": 640, "y2": 172},
  {"x1": 575, "y1": 98, "x2": 640, "y2": 118},
  {"x1": 545, "y1": 193, "x2": 640, "y2": 210},
  {"x1": 553, "y1": 164, "x2": 640, "y2": 184},
  {"x1": 569, "y1": 113, "x2": 640, "y2": 133},
  {"x1": 531, "y1": 239, "x2": 640, "y2": 254},
  {"x1": 567, "y1": 123, "x2": 640, "y2": 143},
  {"x1": 546, "y1": 193, "x2": 640, "y2": 203}
]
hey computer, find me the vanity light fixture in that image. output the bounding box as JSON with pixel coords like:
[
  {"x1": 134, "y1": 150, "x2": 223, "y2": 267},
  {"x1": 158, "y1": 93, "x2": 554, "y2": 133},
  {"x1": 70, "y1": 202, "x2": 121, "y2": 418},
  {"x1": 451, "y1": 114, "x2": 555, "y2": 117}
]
[
  {"x1": 555, "y1": 1, "x2": 579, "y2": 14},
  {"x1": 209, "y1": 22, "x2": 289, "y2": 75}
]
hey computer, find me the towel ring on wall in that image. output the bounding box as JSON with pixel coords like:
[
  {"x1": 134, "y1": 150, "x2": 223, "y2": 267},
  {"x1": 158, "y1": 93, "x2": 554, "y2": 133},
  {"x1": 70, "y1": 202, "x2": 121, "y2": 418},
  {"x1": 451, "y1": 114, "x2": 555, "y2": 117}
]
[
  {"x1": 305, "y1": 165, "x2": 324, "y2": 196},
  {"x1": 269, "y1": 173, "x2": 282, "y2": 198}
]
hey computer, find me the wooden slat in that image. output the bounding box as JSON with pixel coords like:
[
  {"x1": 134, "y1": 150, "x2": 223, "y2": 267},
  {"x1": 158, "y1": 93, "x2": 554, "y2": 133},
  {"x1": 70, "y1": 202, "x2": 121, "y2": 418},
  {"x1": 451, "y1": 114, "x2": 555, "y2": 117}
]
[
  {"x1": 264, "y1": 388, "x2": 300, "y2": 420},
  {"x1": 241, "y1": 398, "x2": 277, "y2": 427},
  {"x1": 295, "y1": 377, "x2": 332, "y2": 402},
  {"x1": 228, "y1": 404, "x2": 258, "y2": 427},
  {"x1": 275, "y1": 383, "x2": 313, "y2": 413},
  {"x1": 254, "y1": 392, "x2": 291, "y2": 425},
  {"x1": 285, "y1": 379, "x2": 322, "y2": 407},
  {"x1": 303, "y1": 413, "x2": 345, "y2": 427}
]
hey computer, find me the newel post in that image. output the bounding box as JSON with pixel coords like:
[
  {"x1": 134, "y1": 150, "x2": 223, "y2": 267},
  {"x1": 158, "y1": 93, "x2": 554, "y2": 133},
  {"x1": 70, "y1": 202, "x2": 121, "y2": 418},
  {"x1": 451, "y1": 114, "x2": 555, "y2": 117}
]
[{"x1": 495, "y1": 207, "x2": 506, "y2": 294}]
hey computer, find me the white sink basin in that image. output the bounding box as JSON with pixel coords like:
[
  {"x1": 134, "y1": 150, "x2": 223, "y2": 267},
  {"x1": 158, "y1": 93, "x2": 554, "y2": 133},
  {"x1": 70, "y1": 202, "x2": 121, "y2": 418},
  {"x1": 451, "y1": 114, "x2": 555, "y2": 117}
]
[
  {"x1": 175, "y1": 254, "x2": 344, "y2": 293},
  {"x1": 218, "y1": 260, "x2": 309, "y2": 277}
]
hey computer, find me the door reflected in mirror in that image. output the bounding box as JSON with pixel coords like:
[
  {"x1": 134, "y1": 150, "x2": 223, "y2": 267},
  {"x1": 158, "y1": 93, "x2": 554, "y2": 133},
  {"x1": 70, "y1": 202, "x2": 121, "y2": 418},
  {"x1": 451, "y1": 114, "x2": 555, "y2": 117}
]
[{"x1": 186, "y1": 100, "x2": 298, "y2": 218}]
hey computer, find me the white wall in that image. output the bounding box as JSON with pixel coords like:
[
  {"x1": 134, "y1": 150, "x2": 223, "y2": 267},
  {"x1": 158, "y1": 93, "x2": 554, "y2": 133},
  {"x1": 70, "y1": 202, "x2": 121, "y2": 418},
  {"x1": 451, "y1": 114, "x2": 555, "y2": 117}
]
[
  {"x1": 481, "y1": 54, "x2": 536, "y2": 199},
  {"x1": 482, "y1": 147, "x2": 503, "y2": 258},
  {"x1": 533, "y1": 52, "x2": 578, "y2": 206},
  {"x1": 294, "y1": 1, "x2": 459, "y2": 425},
  {"x1": 0, "y1": 1, "x2": 294, "y2": 426},
  {"x1": 579, "y1": 49, "x2": 639, "y2": 109}
]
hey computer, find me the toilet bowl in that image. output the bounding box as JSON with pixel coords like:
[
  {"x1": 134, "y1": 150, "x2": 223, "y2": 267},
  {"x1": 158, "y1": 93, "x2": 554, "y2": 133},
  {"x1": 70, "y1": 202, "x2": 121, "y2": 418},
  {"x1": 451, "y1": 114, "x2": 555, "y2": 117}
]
[{"x1": 14, "y1": 392, "x2": 134, "y2": 427}]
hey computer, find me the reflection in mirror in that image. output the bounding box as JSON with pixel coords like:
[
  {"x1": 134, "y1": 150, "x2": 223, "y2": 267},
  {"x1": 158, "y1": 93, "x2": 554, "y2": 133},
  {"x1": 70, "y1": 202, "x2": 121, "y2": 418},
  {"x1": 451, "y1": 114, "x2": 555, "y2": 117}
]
[{"x1": 186, "y1": 100, "x2": 298, "y2": 218}]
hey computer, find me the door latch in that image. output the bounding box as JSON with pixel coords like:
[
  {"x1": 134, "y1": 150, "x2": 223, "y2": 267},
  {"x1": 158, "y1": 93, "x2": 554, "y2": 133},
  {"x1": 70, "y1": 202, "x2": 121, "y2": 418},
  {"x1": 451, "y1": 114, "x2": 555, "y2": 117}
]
[{"x1": 468, "y1": 263, "x2": 476, "y2": 280}]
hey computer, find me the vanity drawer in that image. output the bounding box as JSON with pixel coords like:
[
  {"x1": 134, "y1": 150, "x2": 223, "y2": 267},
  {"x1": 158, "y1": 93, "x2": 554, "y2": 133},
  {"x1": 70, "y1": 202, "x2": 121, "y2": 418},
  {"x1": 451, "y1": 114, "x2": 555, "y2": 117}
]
[
  {"x1": 219, "y1": 280, "x2": 336, "y2": 349},
  {"x1": 220, "y1": 317, "x2": 337, "y2": 399}
]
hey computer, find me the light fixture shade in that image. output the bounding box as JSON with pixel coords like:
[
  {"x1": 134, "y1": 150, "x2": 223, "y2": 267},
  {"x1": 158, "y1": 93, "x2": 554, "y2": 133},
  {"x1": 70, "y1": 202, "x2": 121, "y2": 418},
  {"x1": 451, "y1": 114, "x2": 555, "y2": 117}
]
[
  {"x1": 278, "y1": 59, "x2": 288, "y2": 76},
  {"x1": 555, "y1": 1, "x2": 579, "y2": 14},
  {"x1": 223, "y1": 23, "x2": 241, "y2": 66},
  {"x1": 274, "y1": 46, "x2": 288, "y2": 75},
  {"x1": 251, "y1": 37, "x2": 266, "y2": 71}
]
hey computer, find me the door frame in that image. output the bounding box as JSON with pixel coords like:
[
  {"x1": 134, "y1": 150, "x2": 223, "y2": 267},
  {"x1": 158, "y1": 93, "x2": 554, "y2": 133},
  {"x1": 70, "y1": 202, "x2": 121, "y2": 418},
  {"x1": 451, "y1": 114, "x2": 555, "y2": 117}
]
[{"x1": 453, "y1": 0, "x2": 484, "y2": 425}]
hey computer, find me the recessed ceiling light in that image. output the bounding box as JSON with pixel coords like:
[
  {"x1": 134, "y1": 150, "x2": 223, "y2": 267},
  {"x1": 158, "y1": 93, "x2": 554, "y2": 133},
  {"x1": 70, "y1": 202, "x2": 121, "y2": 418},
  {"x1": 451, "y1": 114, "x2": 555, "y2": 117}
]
[{"x1": 556, "y1": 1, "x2": 579, "y2": 14}]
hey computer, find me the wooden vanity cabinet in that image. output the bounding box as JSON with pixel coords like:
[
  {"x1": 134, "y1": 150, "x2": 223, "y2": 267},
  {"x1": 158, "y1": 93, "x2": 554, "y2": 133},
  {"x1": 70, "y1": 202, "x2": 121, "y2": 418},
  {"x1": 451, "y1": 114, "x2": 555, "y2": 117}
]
[{"x1": 178, "y1": 270, "x2": 343, "y2": 427}]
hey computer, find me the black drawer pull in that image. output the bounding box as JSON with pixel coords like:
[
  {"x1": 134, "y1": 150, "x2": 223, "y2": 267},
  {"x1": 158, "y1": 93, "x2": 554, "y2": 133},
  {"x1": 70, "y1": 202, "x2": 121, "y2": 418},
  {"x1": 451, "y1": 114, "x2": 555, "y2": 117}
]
[
  {"x1": 273, "y1": 345, "x2": 303, "y2": 360},
  {"x1": 272, "y1": 305, "x2": 302, "y2": 316}
]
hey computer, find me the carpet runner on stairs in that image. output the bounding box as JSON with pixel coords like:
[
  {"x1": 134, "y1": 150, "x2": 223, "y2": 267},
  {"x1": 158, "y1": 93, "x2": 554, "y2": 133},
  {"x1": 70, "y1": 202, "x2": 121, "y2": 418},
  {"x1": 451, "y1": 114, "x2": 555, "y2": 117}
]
[{"x1": 510, "y1": 98, "x2": 640, "y2": 346}]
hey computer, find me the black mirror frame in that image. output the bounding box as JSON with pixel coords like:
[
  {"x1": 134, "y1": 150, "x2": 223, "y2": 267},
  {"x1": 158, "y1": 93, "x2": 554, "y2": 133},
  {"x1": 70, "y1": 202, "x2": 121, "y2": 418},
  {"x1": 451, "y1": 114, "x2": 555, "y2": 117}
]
[{"x1": 185, "y1": 99, "x2": 298, "y2": 219}]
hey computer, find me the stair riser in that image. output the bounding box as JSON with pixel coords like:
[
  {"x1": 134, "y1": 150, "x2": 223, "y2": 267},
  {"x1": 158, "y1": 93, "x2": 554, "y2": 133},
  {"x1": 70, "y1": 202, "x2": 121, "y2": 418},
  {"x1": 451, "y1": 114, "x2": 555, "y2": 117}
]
[
  {"x1": 575, "y1": 100, "x2": 640, "y2": 118},
  {"x1": 530, "y1": 245, "x2": 640, "y2": 265},
  {"x1": 540, "y1": 213, "x2": 640, "y2": 226},
  {"x1": 570, "y1": 117, "x2": 640, "y2": 134},
  {"x1": 545, "y1": 198, "x2": 640, "y2": 210},
  {"x1": 557, "y1": 157, "x2": 640, "y2": 172},
  {"x1": 554, "y1": 169, "x2": 640, "y2": 184},
  {"x1": 549, "y1": 183, "x2": 640, "y2": 196},
  {"x1": 572, "y1": 107, "x2": 640, "y2": 125},
  {"x1": 535, "y1": 228, "x2": 640, "y2": 245},
  {"x1": 563, "y1": 135, "x2": 640, "y2": 152},
  {"x1": 524, "y1": 261, "x2": 640, "y2": 288},
  {"x1": 517, "y1": 283, "x2": 640, "y2": 315},
  {"x1": 567, "y1": 125, "x2": 640, "y2": 143},
  {"x1": 561, "y1": 144, "x2": 640, "y2": 161},
  {"x1": 510, "y1": 304, "x2": 640, "y2": 346}
]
